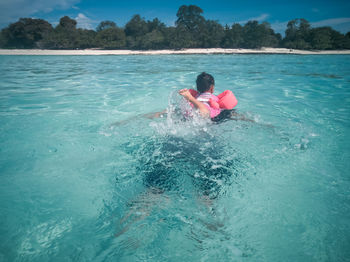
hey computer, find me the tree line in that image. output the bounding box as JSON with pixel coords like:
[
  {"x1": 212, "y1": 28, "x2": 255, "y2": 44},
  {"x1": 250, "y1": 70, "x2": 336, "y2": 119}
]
[{"x1": 1, "y1": 5, "x2": 349, "y2": 50}]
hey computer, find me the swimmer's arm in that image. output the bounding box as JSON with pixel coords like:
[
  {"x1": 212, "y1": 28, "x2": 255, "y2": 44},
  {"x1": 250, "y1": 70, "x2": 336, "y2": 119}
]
[
  {"x1": 229, "y1": 111, "x2": 255, "y2": 122},
  {"x1": 178, "y1": 89, "x2": 210, "y2": 117},
  {"x1": 143, "y1": 110, "x2": 167, "y2": 119},
  {"x1": 229, "y1": 111, "x2": 274, "y2": 127},
  {"x1": 110, "y1": 109, "x2": 167, "y2": 126}
]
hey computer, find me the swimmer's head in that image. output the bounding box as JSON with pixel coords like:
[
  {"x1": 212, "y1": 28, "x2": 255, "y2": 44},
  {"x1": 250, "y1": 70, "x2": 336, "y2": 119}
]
[{"x1": 196, "y1": 72, "x2": 215, "y2": 93}]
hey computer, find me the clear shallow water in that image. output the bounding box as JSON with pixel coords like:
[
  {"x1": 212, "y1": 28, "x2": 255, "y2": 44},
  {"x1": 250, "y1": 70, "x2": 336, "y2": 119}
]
[{"x1": 0, "y1": 54, "x2": 349, "y2": 261}]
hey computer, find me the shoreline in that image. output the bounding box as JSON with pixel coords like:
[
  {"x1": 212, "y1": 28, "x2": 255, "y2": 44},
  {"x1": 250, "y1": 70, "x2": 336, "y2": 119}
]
[{"x1": 0, "y1": 48, "x2": 350, "y2": 55}]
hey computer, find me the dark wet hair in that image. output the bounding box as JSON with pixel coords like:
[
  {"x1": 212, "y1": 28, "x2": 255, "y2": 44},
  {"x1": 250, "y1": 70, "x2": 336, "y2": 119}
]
[{"x1": 196, "y1": 72, "x2": 215, "y2": 93}]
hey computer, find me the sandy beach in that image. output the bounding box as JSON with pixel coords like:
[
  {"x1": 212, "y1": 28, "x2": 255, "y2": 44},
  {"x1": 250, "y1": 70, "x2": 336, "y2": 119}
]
[{"x1": 0, "y1": 48, "x2": 350, "y2": 55}]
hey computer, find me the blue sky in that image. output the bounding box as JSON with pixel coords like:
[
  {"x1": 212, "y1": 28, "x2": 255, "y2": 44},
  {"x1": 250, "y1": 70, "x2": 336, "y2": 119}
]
[{"x1": 0, "y1": 0, "x2": 350, "y2": 35}]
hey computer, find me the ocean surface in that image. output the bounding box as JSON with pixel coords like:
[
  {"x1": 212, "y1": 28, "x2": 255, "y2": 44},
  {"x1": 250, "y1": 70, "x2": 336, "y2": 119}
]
[{"x1": 0, "y1": 54, "x2": 349, "y2": 261}]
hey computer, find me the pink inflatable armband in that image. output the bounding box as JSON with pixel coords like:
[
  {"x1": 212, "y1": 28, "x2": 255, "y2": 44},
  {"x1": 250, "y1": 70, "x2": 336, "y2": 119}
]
[{"x1": 210, "y1": 90, "x2": 238, "y2": 110}]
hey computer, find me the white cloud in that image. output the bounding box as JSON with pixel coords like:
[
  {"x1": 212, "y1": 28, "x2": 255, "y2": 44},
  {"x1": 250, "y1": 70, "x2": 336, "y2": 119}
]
[
  {"x1": 238, "y1": 13, "x2": 270, "y2": 24},
  {"x1": 75, "y1": 13, "x2": 96, "y2": 30},
  {"x1": 0, "y1": 0, "x2": 80, "y2": 26},
  {"x1": 311, "y1": 17, "x2": 350, "y2": 27},
  {"x1": 312, "y1": 17, "x2": 350, "y2": 34}
]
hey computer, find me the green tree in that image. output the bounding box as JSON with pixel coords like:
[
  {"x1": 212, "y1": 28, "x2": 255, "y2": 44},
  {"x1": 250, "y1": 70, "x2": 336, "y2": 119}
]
[
  {"x1": 310, "y1": 27, "x2": 332, "y2": 50},
  {"x1": 40, "y1": 16, "x2": 78, "y2": 49},
  {"x1": 240, "y1": 21, "x2": 281, "y2": 48},
  {"x1": 173, "y1": 24, "x2": 196, "y2": 48},
  {"x1": 176, "y1": 5, "x2": 205, "y2": 31},
  {"x1": 344, "y1": 32, "x2": 350, "y2": 49},
  {"x1": 0, "y1": 31, "x2": 6, "y2": 47},
  {"x1": 125, "y1": 15, "x2": 149, "y2": 49},
  {"x1": 96, "y1": 21, "x2": 116, "y2": 32},
  {"x1": 138, "y1": 18, "x2": 167, "y2": 49},
  {"x1": 221, "y1": 24, "x2": 244, "y2": 48},
  {"x1": 330, "y1": 29, "x2": 349, "y2": 49},
  {"x1": 175, "y1": 5, "x2": 206, "y2": 47},
  {"x1": 58, "y1": 16, "x2": 77, "y2": 31},
  {"x1": 125, "y1": 15, "x2": 148, "y2": 37},
  {"x1": 259, "y1": 22, "x2": 281, "y2": 47},
  {"x1": 139, "y1": 30, "x2": 165, "y2": 49},
  {"x1": 147, "y1": 18, "x2": 166, "y2": 32},
  {"x1": 2, "y1": 6, "x2": 349, "y2": 51},
  {"x1": 76, "y1": 29, "x2": 97, "y2": 49},
  {"x1": 242, "y1": 21, "x2": 262, "y2": 48},
  {"x1": 283, "y1": 18, "x2": 311, "y2": 49},
  {"x1": 96, "y1": 27, "x2": 126, "y2": 49},
  {"x1": 197, "y1": 20, "x2": 224, "y2": 47},
  {"x1": 163, "y1": 26, "x2": 192, "y2": 49},
  {"x1": 1, "y1": 18, "x2": 53, "y2": 48}
]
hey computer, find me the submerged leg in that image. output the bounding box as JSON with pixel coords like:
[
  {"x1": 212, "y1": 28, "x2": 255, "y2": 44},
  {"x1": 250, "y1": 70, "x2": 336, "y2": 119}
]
[
  {"x1": 110, "y1": 110, "x2": 167, "y2": 127},
  {"x1": 115, "y1": 187, "x2": 167, "y2": 237}
]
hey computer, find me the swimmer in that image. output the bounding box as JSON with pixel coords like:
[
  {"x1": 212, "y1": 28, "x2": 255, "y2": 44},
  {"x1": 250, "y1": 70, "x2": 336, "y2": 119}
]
[
  {"x1": 178, "y1": 72, "x2": 255, "y2": 123},
  {"x1": 111, "y1": 72, "x2": 255, "y2": 126},
  {"x1": 179, "y1": 72, "x2": 219, "y2": 118}
]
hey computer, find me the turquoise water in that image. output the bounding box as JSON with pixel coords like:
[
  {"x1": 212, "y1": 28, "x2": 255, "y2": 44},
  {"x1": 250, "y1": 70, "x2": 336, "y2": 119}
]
[{"x1": 0, "y1": 54, "x2": 349, "y2": 261}]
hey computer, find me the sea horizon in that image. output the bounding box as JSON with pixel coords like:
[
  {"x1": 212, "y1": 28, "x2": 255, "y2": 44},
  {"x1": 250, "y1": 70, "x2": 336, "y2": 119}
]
[{"x1": 1, "y1": 47, "x2": 350, "y2": 56}]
